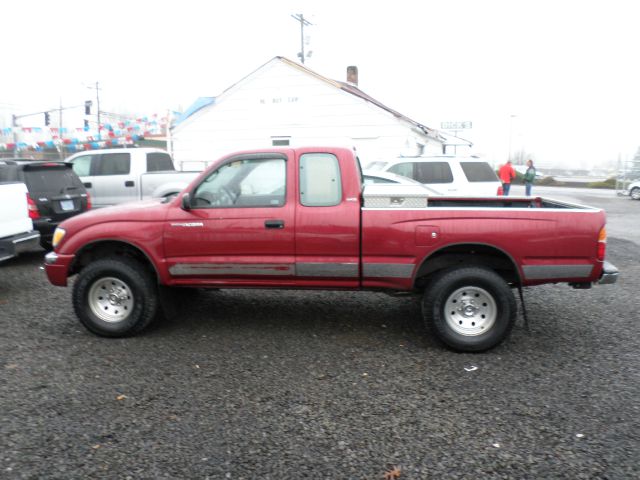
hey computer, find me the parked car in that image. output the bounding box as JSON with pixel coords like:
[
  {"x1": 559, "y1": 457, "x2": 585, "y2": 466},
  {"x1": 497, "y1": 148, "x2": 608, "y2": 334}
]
[
  {"x1": 625, "y1": 179, "x2": 640, "y2": 200},
  {"x1": 366, "y1": 155, "x2": 502, "y2": 196},
  {"x1": 362, "y1": 170, "x2": 440, "y2": 194},
  {"x1": 0, "y1": 181, "x2": 40, "y2": 261},
  {"x1": 65, "y1": 148, "x2": 199, "y2": 208},
  {"x1": 0, "y1": 159, "x2": 90, "y2": 250}
]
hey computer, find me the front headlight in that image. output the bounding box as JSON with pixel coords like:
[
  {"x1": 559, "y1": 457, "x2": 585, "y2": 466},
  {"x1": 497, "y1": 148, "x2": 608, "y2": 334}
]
[{"x1": 52, "y1": 227, "x2": 66, "y2": 249}]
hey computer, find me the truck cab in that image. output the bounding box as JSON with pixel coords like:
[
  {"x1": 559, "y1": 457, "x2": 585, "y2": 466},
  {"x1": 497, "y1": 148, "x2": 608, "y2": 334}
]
[
  {"x1": 170, "y1": 148, "x2": 362, "y2": 288},
  {"x1": 66, "y1": 148, "x2": 182, "y2": 207}
]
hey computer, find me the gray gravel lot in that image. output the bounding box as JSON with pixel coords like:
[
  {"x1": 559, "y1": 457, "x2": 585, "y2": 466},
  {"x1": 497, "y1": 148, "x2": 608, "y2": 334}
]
[{"x1": 1, "y1": 189, "x2": 639, "y2": 479}]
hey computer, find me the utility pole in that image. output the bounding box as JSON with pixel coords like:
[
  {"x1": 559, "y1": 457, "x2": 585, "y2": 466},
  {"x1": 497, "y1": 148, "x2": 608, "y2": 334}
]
[
  {"x1": 291, "y1": 14, "x2": 312, "y2": 64},
  {"x1": 59, "y1": 97, "x2": 64, "y2": 159},
  {"x1": 86, "y1": 81, "x2": 102, "y2": 136},
  {"x1": 11, "y1": 114, "x2": 18, "y2": 151}
]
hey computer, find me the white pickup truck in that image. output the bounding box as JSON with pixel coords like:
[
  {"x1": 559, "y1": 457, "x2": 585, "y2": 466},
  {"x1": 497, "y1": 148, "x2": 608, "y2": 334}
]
[
  {"x1": 0, "y1": 182, "x2": 40, "y2": 262},
  {"x1": 65, "y1": 148, "x2": 200, "y2": 208}
]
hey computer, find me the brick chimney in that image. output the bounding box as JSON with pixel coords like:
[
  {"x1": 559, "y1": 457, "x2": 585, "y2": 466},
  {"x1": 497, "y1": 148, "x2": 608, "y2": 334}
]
[{"x1": 347, "y1": 66, "x2": 358, "y2": 86}]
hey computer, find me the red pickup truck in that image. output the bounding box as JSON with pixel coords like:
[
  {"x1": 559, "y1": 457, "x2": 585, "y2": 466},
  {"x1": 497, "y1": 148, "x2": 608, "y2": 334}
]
[{"x1": 44, "y1": 147, "x2": 618, "y2": 351}]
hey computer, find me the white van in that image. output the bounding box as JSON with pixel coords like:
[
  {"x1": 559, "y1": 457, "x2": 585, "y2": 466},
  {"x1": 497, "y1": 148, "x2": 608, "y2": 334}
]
[{"x1": 366, "y1": 156, "x2": 502, "y2": 196}]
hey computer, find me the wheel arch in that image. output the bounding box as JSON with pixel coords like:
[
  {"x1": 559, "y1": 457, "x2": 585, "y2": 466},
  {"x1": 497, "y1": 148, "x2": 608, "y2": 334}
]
[
  {"x1": 68, "y1": 240, "x2": 159, "y2": 283},
  {"x1": 414, "y1": 243, "x2": 521, "y2": 289}
]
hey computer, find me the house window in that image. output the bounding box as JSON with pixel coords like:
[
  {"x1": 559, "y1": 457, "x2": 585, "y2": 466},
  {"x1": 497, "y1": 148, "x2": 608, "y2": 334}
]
[{"x1": 271, "y1": 136, "x2": 290, "y2": 146}]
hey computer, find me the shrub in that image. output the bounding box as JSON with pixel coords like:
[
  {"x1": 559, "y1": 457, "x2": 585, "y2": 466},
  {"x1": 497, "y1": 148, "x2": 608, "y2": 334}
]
[
  {"x1": 586, "y1": 177, "x2": 616, "y2": 189},
  {"x1": 537, "y1": 176, "x2": 564, "y2": 186}
]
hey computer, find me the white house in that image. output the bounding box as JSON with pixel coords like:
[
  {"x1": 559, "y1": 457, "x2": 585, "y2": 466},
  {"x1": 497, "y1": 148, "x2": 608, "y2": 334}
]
[{"x1": 170, "y1": 56, "x2": 446, "y2": 170}]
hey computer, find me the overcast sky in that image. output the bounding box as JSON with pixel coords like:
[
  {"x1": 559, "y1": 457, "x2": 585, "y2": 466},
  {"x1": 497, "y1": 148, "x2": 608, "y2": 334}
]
[{"x1": 1, "y1": 0, "x2": 638, "y2": 168}]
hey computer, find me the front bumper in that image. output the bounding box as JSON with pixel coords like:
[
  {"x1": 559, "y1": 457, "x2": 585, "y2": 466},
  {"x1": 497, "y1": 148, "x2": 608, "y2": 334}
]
[
  {"x1": 44, "y1": 251, "x2": 75, "y2": 286},
  {"x1": 598, "y1": 261, "x2": 619, "y2": 285}
]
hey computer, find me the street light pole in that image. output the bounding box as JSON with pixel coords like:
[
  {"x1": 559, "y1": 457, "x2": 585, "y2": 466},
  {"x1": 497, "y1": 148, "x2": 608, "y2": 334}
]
[
  {"x1": 508, "y1": 114, "x2": 517, "y2": 162},
  {"x1": 96, "y1": 81, "x2": 101, "y2": 134}
]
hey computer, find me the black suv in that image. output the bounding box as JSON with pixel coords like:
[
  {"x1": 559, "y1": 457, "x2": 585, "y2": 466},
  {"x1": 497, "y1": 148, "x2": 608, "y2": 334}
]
[{"x1": 0, "y1": 159, "x2": 90, "y2": 249}]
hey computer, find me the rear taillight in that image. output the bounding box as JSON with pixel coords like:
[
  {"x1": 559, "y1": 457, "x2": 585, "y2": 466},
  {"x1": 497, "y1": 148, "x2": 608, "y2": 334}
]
[
  {"x1": 86, "y1": 192, "x2": 92, "y2": 210},
  {"x1": 597, "y1": 227, "x2": 607, "y2": 261},
  {"x1": 26, "y1": 193, "x2": 40, "y2": 220}
]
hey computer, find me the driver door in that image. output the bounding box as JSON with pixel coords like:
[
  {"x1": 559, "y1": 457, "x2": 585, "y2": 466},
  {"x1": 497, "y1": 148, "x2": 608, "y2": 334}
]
[{"x1": 163, "y1": 152, "x2": 296, "y2": 286}]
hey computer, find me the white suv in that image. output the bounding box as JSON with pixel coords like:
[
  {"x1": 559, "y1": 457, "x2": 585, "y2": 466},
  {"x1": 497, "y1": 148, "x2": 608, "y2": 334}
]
[{"x1": 366, "y1": 156, "x2": 502, "y2": 196}]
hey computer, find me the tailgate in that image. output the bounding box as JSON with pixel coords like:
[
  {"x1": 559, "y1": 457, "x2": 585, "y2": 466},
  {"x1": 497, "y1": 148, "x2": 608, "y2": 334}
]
[{"x1": 0, "y1": 183, "x2": 33, "y2": 237}]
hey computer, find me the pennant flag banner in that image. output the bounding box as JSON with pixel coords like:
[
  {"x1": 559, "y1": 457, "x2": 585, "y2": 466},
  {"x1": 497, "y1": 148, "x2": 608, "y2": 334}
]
[{"x1": 0, "y1": 114, "x2": 168, "y2": 153}]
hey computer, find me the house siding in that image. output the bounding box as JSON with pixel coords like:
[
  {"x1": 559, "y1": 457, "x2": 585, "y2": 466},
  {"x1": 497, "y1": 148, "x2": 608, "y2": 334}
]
[{"x1": 172, "y1": 59, "x2": 442, "y2": 169}]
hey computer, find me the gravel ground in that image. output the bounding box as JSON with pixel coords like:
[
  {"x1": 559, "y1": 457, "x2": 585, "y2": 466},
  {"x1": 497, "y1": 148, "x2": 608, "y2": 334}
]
[{"x1": 1, "y1": 197, "x2": 639, "y2": 479}]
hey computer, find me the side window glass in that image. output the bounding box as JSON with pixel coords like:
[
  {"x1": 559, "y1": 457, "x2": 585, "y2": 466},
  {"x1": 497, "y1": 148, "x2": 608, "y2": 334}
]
[
  {"x1": 147, "y1": 152, "x2": 174, "y2": 172},
  {"x1": 70, "y1": 155, "x2": 92, "y2": 176},
  {"x1": 299, "y1": 153, "x2": 342, "y2": 207},
  {"x1": 415, "y1": 162, "x2": 453, "y2": 183},
  {"x1": 192, "y1": 158, "x2": 285, "y2": 208},
  {"x1": 388, "y1": 162, "x2": 414, "y2": 179},
  {"x1": 460, "y1": 162, "x2": 499, "y2": 182},
  {"x1": 96, "y1": 153, "x2": 131, "y2": 176}
]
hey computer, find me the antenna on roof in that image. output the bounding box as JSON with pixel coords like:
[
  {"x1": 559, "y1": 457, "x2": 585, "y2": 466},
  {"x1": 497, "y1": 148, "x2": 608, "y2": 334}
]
[{"x1": 291, "y1": 14, "x2": 313, "y2": 64}]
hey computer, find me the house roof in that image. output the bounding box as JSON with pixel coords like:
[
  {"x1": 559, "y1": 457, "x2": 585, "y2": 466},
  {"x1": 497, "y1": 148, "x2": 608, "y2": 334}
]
[
  {"x1": 273, "y1": 57, "x2": 441, "y2": 140},
  {"x1": 174, "y1": 56, "x2": 446, "y2": 143},
  {"x1": 173, "y1": 97, "x2": 215, "y2": 125}
]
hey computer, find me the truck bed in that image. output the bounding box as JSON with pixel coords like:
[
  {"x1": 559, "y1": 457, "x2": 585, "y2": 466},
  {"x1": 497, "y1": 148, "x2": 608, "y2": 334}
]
[{"x1": 361, "y1": 185, "x2": 605, "y2": 289}]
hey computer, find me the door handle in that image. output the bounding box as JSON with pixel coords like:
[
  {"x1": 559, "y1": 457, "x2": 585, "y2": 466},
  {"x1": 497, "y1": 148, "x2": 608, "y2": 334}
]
[
  {"x1": 125, "y1": 181, "x2": 135, "y2": 187},
  {"x1": 83, "y1": 182, "x2": 92, "y2": 188},
  {"x1": 265, "y1": 219, "x2": 284, "y2": 229}
]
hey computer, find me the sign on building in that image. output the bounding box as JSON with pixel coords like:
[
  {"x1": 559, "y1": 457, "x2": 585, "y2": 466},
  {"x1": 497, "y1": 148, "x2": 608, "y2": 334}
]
[{"x1": 440, "y1": 121, "x2": 472, "y2": 130}]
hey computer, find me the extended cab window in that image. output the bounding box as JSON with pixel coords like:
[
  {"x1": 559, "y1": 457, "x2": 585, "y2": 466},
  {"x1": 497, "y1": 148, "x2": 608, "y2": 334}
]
[
  {"x1": 147, "y1": 152, "x2": 174, "y2": 172},
  {"x1": 95, "y1": 153, "x2": 131, "y2": 175},
  {"x1": 192, "y1": 157, "x2": 285, "y2": 208},
  {"x1": 299, "y1": 153, "x2": 342, "y2": 207}
]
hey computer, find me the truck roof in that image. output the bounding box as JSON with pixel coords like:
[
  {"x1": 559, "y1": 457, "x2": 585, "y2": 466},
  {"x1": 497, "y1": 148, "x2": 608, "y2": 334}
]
[{"x1": 64, "y1": 147, "x2": 169, "y2": 160}]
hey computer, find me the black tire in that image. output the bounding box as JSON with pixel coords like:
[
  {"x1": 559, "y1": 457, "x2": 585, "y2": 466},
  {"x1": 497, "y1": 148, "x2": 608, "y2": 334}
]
[
  {"x1": 631, "y1": 187, "x2": 640, "y2": 200},
  {"x1": 72, "y1": 258, "x2": 159, "y2": 337},
  {"x1": 422, "y1": 266, "x2": 516, "y2": 352}
]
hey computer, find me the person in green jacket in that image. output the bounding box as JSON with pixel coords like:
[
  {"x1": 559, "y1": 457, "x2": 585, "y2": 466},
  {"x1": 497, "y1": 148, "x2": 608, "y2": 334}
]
[{"x1": 524, "y1": 159, "x2": 536, "y2": 196}]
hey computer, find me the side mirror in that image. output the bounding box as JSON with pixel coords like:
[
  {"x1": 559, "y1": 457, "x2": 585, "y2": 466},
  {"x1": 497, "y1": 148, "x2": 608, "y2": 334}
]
[{"x1": 181, "y1": 193, "x2": 191, "y2": 211}]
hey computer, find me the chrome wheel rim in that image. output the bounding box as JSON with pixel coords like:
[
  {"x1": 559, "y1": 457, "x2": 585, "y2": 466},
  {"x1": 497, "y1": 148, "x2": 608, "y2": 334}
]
[
  {"x1": 631, "y1": 189, "x2": 640, "y2": 200},
  {"x1": 444, "y1": 286, "x2": 497, "y2": 336},
  {"x1": 88, "y1": 277, "x2": 134, "y2": 323}
]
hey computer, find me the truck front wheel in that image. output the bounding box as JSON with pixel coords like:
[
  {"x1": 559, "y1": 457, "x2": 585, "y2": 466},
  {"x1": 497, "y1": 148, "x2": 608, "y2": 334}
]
[
  {"x1": 422, "y1": 266, "x2": 516, "y2": 352},
  {"x1": 72, "y1": 258, "x2": 159, "y2": 337}
]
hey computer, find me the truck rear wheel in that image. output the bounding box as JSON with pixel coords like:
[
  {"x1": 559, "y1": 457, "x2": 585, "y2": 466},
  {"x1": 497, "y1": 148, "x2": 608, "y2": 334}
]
[
  {"x1": 72, "y1": 258, "x2": 159, "y2": 337},
  {"x1": 422, "y1": 266, "x2": 516, "y2": 352}
]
